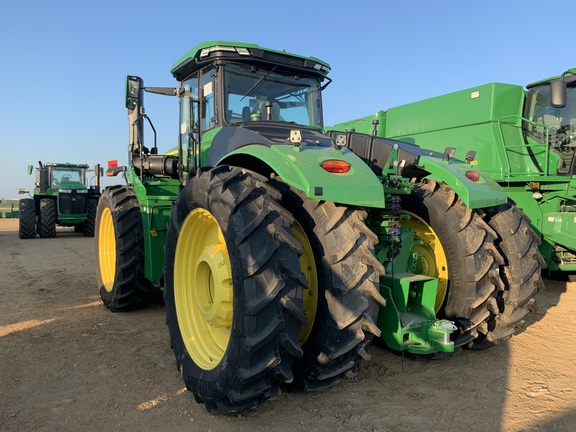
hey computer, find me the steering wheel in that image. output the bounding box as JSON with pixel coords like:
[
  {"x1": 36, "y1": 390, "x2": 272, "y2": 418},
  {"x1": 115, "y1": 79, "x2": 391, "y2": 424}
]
[{"x1": 61, "y1": 175, "x2": 71, "y2": 182}]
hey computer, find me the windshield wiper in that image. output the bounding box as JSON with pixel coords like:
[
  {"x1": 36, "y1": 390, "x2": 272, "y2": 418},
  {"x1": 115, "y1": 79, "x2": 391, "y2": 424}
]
[{"x1": 240, "y1": 66, "x2": 277, "y2": 101}]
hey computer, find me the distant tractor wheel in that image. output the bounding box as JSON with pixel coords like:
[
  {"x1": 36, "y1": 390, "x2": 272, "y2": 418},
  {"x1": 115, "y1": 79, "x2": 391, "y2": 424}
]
[
  {"x1": 164, "y1": 166, "x2": 307, "y2": 414},
  {"x1": 18, "y1": 198, "x2": 36, "y2": 239},
  {"x1": 38, "y1": 198, "x2": 56, "y2": 238},
  {"x1": 273, "y1": 183, "x2": 385, "y2": 391},
  {"x1": 95, "y1": 185, "x2": 150, "y2": 311},
  {"x1": 401, "y1": 180, "x2": 511, "y2": 348},
  {"x1": 74, "y1": 224, "x2": 85, "y2": 233},
  {"x1": 83, "y1": 198, "x2": 98, "y2": 237},
  {"x1": 480, "y1": 201, "x2": 544, "y2": 346}
]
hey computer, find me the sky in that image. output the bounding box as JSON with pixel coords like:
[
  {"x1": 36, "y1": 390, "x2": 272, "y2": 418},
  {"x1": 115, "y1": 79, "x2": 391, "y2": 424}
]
[{"x1": 0, "y1": 0, "x2": 572, "y2": 199}]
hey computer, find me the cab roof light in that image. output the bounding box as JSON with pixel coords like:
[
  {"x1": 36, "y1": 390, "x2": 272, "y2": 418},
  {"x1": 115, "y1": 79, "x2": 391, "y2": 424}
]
[
  {"x1": 320, "y1": 160, "x2": 350, "y2": 173},
  {"x1": 235, "y1": 47, "x2": 250, "y2": 55},
  {"x1": 200, "y1": 45, "x2": 251, "y2": 58}
]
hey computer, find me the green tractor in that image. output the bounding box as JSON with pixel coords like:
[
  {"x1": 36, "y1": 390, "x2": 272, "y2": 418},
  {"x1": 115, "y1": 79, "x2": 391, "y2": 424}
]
[
  {"x1": 18, "y1": 161, "x2": 101, "y2": 239},
  {"x1": 96, "y1": 41, "x2": 542, "y2": 414},
  {"x1": 335, "y1": 68, "x2": 576, "y2": 275}
]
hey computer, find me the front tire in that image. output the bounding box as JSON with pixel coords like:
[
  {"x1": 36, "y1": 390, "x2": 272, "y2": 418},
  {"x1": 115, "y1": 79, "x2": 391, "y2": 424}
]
[
  {"x1": 95, "y1": 185, "x2": 150, "y2": 311},
  {"x1": 164, "y1": 166, "x2": 307, "y2": 414},
  {"x1": 18, "y1": 198, "x2": 36, "y2": 239}
]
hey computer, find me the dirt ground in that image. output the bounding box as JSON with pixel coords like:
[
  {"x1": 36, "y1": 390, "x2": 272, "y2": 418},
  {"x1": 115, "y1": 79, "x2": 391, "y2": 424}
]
[{"x1": 1, "y1": 218, "x2": 575, "y2": 432}]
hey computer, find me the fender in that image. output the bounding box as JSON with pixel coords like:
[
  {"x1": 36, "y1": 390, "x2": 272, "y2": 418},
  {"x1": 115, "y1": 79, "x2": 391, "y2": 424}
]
[
  {"x1": 417, "y1": 155, "x2": 508, "y2": 209},
  {"x1": 219, "y1": 144, "x2": 386, "y2": 208}
]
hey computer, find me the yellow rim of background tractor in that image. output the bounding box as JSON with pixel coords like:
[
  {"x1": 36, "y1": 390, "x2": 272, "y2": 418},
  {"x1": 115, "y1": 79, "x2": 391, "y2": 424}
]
[
  {"x1": 174, "y1": 208, "x2": 233, "y2": 371},
  {"x1": 98, "y1": 207, "x2": 116, "y2": 293},
  {"x1": 292, "y1": 222, "x2": 318, "y2": 345},
  {"x1": 400, "y1": 211, "x2": 448, "y2": 312}
]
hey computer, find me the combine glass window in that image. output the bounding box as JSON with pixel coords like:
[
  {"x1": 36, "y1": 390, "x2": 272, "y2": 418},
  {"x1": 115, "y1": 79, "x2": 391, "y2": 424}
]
[
  {"x1": 526, "y1": 83, "x2": 576, "y2": 175},
  {"x1": 223, "y1": 63, "x2": 322, "y2": 127}
]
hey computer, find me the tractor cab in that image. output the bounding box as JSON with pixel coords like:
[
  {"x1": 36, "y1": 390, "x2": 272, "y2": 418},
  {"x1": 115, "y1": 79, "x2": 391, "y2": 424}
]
[
  {"x1": 170, "y1": 41, "x2": 329, "y2": 128},
  {"x1": 171, "y1": 42, "x2": 332, "y2": 179},
  {"x1": 125, "y1": 42, "x2": 333, "y2": 183},
  {"x1": 34, "y1": 162, "x2": 89, "y2": 194}
]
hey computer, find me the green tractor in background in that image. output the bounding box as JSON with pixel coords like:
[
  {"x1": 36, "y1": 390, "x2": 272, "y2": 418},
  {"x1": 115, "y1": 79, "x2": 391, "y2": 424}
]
[
  {"x1": 334, "y1": 68, "x2": 576, "y2": 276},
  {"x1": 96, "y1": 41, "x2": 543, "y2": 414},
  {"x1": 19, "y1": 161, "x2": 101, "y2": 239}
]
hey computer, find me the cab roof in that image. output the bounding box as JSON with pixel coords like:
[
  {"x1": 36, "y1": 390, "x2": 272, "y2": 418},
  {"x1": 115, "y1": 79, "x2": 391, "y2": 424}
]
[
  {"x1": 170, "y1": 40, "x2": 331, "y2": 82},
  {"x1": 44, "y1": 162, "x2": 89, "y2": 169}
]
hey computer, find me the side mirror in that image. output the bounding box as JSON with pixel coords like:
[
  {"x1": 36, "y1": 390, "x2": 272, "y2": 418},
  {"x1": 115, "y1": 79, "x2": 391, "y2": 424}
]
[
  {"x1": 125, "y1": 76, "x2": 142, "y2": 110},
  {"x1": 551, "y1": 79, "x2": 567, "y2": 108},
  {"x1": 26, "y1": 164, "x2": 33, "y2": 175}
]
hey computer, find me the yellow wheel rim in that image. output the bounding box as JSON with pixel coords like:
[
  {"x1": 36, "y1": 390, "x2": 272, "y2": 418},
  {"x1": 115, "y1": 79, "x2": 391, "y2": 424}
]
[
  {"x1": 98, "y1": 207, "x2": 116, "y2": 292},
  {"x1": 292, "y1": 222, "x2": 318, "y2": 345},
  {"x1": 400, "y1": 211, "x2": 448, "y2": 312},
  {"x1": 174, "y1": 208, "x2": 233, "y2": 370}
]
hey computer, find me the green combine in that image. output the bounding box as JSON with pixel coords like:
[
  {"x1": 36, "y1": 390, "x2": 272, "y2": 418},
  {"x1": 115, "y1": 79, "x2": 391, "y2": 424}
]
[
  {"x1": 335, "y1": 68, "x2": 576, "y2": 275},
  {"x1": 19, "y1": 161, "x2": 101, "y2": 239},
  {"x1": 96, "y1": 41, "x2": 543, "y2": 413}
]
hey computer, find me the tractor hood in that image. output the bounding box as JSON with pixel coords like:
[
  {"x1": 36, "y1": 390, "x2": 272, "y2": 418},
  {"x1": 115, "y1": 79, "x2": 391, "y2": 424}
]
[
  {"x1": 206, "y1": 123, "x2": 333, "y2": 166},
  {"x1": 58, "y1": 180, "x2": 87, "y2": 191}
]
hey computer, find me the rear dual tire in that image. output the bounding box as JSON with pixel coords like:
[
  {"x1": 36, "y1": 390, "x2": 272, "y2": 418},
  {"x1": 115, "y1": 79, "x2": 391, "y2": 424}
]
[
  {"x1": 402, "y1": 180, "x2": 542, "y2": 348},
  {"x1": 479, "y1": 202, "x2": 544, "y2": 345},
  {"x1": 273, "y1": 182, "x2": 385, "y2": 391}
]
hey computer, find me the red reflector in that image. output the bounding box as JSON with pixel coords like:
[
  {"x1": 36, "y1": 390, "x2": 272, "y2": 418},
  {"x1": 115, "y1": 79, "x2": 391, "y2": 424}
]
[
  {"x1": 108, "y1": 160, "x2": 118, "y2": 169},
  {"x1": 465, "y1": 171, "x2": 479, "y2": 182},
  {"x1": 529, "y1": 181, "x2": 539, "y2": 190},
  {"x1": 320, "y1": 160, "x2": 350, "y2": 173}
]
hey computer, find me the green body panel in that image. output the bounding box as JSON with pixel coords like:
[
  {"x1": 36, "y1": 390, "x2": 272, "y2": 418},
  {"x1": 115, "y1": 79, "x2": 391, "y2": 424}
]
[
  {"x1": 126, "y1": 169, "x2": 180, "y2": 282},
  {"x1": 199, "y1": 127, "x2": 220, "y2": 167},
  {"x1": 222, "y1": 144, "x2": 386, "y2": 208},
  {"x1": 506, "y1": 180, "x2": 576, "y2": 271}
]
